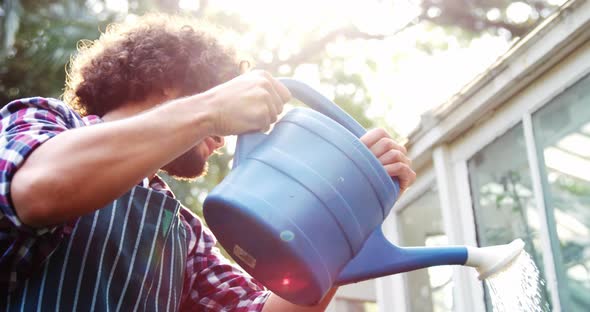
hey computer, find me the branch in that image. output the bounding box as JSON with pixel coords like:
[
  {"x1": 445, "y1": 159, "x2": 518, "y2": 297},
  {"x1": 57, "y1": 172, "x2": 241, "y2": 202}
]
[
  {"x1": 421, "y1": 13, "x2": 533, "y2": 37},
  {"x1": 259, "y1": 23, "x2": 413, "y2": 73},
  {"x1": 418, "y1": 0, "x2": 553, "y2": 38}
]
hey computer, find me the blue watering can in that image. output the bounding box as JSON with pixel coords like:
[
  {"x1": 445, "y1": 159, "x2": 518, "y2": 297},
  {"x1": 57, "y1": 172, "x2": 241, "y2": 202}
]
[{"x1": 203, "y1": 78, "x2": 525, "y2": 305}]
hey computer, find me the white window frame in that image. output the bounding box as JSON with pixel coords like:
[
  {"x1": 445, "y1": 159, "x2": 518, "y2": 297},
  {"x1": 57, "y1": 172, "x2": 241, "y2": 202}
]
[
  {"x1": 377, "y1": 166, "x2": 435, "y2": 312},
  {"x1": 446, "y1": 41, "x2": 590, "y2": 312},
  {"x1": 377, "y1": 3, "x2": 590, "y2": 310},
  {"x1": 378, "y1": 40, "x2": 590, "y2": 312}
]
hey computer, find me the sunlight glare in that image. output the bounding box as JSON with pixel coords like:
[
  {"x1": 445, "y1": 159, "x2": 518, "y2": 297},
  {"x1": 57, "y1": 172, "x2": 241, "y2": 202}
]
[
  {"x1": 554, "y1": 209, "x2": 590, "y2": 241},
  {"x1": 545, "y1": 147, "x2": 590, "y2": 182},
  {"x1": 351, "y1": 1, "x2": 420, "y2": 36},
  {"x1": 506, "y1": 2, "x2": 532, "y2": 24},
  {"x1": 179, "y1": 0, "x2": 200, "y2": 11},
  {"x1": 105, "y1": 0, "x2": 128, "y2": 12},
  {"x1": 293, "y1": 64, "x2": 321, "y2": 89},
  {"x1": 487, "y1": 8, "x2": 501, "y2": 22},
  {"x1": 207, "y1": 0, "x2": 514, "y2": 137},
  {"x1": 557, "y1": 133, "x2": 590, "y2": 158},
  {"x1": 88, "y1": 0, "x2": 105, "y2": 14}
]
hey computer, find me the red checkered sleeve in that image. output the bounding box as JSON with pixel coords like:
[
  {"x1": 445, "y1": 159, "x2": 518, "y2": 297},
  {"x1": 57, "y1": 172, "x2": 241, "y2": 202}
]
[
  {"x1": 0, "y1": 97, "x2": 100, "y2": 291},
  {"x1": 179, "y1": 208, "x2": 270, "y2": 311}
]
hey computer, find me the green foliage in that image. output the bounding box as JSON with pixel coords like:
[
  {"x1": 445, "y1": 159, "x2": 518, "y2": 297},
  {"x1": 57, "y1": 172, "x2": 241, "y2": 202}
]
[
  {"x1": 0, "y1": 0, "x2": 115, "y2": 104},
  {"x1": 555, "y1": 174, "x2": 590, "y2": 197},
  {"x1": 331, "y1": 72, "x2": 374, "y2": 129}
]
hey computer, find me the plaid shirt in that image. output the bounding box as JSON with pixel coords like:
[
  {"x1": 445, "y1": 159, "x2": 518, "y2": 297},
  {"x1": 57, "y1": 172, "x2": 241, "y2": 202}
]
[{"x1": 0, "y1": 97, "x2": 269, "y2": 311}]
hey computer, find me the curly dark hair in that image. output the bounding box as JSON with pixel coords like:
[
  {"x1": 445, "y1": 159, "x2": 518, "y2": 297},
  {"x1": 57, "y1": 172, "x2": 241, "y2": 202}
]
[{"x1": 64, "y1": 13, "x2": 242, "y2": 117}]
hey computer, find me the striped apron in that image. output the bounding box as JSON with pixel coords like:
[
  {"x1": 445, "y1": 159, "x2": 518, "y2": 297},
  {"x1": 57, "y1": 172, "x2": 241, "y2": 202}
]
[{"x1": 1, "y1": 185, "x2": 187, "y2": 311}]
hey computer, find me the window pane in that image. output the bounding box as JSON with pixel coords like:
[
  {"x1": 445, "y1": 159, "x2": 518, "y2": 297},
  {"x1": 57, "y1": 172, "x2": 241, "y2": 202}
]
[
  {"x1": 467, "y1": 123, "x2": 552, "y2": 310},
  {"x1": 532, "y1": 74, "x2": 590, "y2": 311},
  {"x1": 398, "y1": 186, "x2": 453, "y2": 312}
]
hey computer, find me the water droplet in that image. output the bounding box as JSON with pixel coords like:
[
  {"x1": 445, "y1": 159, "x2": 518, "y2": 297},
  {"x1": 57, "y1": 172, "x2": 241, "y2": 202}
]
[
  {"x1": 486, "y1": 251, "x2": 548, "y2": 312},
  {"x1": 280, "y1": 230, "x2": 295, "y2": 242}
]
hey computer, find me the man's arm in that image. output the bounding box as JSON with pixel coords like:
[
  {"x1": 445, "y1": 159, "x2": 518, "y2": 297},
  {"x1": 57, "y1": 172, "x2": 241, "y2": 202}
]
[
  {"x1": 10, "y1": 97, "x2": 210, "y2": 226},
  {"x1": 11, "y1": 71, "x2": 290, "y2": 227}
]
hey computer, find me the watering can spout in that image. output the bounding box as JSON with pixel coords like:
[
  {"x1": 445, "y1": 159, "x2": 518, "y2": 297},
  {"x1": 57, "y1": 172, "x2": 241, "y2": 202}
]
[
  {"x1": 335, "y1": 227, "x2": 468, "y2": 285},
  {"x1": 335, "y1": 227, "x2": 526, "y2": 285},
  {"x1": 464, "y1": 238, "x2": 525, "y2": 280}
]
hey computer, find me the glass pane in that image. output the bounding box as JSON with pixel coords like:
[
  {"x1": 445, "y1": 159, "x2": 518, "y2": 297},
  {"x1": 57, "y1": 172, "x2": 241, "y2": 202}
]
[
  {"x1": 467, "y1": 123, "x2": 552, "y2": 310},
  {"x1": 398, "y1": 186, "x2": 454, "y2": 312},
  {"x1": 532, "y1": 73, "x2": 590, "y2": 311}
]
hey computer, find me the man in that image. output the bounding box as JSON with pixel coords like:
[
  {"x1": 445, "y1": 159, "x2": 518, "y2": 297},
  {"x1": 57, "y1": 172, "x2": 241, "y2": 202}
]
[{"x1": 0, "y1": 14, "x2": 415, "y2": 311}]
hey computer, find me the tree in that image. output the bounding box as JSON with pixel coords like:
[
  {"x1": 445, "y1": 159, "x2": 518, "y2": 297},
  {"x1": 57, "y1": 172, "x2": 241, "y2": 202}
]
[
  {"x1": 1, "y1": 0, "x2": 561, "y2": 215},
  {"x1": 419, "y1": 0, "x2": 558, "y2": 39},
  {"x1": 0, "y1": 0, "x2": 115, "y2": 104}
]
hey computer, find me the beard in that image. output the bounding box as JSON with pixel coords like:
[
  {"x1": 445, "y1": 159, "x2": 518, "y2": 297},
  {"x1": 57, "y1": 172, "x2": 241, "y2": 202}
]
[{"x1": 160, "y1": 149, "x2": 208, "y2": 181}]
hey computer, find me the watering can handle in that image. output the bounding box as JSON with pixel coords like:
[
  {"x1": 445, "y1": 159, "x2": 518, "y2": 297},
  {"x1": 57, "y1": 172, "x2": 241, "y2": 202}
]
[
  {"x1": 277, "y1": 79, "x2": 367, "y2": 137},
  {"x1": 234, "y1": 78, "x2": 367, "y2": 167}
]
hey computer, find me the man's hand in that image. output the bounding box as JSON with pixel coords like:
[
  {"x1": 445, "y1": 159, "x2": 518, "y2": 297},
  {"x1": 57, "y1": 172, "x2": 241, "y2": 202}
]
[
  {"x1": 202, "y1": 70, "x2": 291, "y2": 136},
  {"x1": 360, "y1": 128, "x2": 416, "y2": 194}
]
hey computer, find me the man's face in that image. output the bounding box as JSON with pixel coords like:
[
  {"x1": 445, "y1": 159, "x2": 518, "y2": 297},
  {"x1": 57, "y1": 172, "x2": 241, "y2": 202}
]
[{"x1": 161, "y1": 136, "x2": 225, "y2": 180}]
